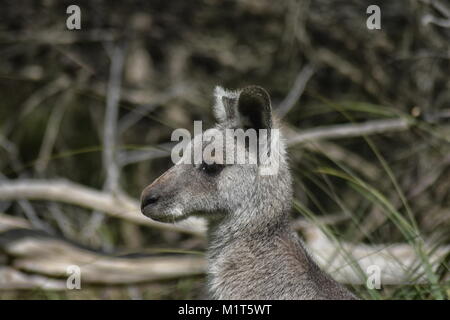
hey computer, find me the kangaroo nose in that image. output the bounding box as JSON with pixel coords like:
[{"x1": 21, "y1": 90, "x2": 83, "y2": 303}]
[{"x1": 141, "y1": 194, "x2": 159, "y2": 211}]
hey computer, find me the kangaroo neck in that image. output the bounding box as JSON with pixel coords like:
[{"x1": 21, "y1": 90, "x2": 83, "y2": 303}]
[
  {"x1": 205, "y1": 206, "x2": 304, "y2": 300},
  {"x1": 206, "y1": 204, "x2": 290, "y2": 260}
]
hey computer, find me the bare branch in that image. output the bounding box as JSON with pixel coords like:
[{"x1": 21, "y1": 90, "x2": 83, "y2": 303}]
[
  {"x1": 302, "y1": 226, "x2": 449, "y2": 285},
  {"x1": 0, "y1": 30, "x2": 119, "y2": 44},
  {"x1": 300, "y1": 141, "x2": 380, "y2": 179},
  {"x1": 103, "y1": 43, "x2": 126, "y2": 193},
  {"x1": 0, "y1": 213, "x2": 31, "y2": 232},
  {"x1": 286, "y1": 118, "x2": 411, "y2": 145},
  {"x1": 21, "y1": 76, "x2": 71, "y2": 120},
  {"x1": 422, "y1": 14, "x2": 450, "y2": 28},
  {"x1": 118, "y1": 143, "x2": 173, "y2": 167},
  {"x1": 419, "y1": 0, "x2": 450, "y2": 18},
  {"x1": 0, "y1": 233, "x2": 205, "y2": 286},
  {"x1": 17, "y1": 199, "x2": 53, "y2": 233},
  {"x1": 34, "y1": 104, "x2": 67, "y2": 174},
  {"x1": 0, "y1": 267, "x2": 66, "y2": 290},
  {"x1": 0, "y1": 179, "x2": 206, "y2": 237},
  {"x1": 275, "y1": 64, "x2": 315, "y2": 118},
  {"x1": 0, "y1": 222, "x2": 447, "y2": 287},
  {"x1": 118, "y1": 84, "x2": 187, "y2": 134}
]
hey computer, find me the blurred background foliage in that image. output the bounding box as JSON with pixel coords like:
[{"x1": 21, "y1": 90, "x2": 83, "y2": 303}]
[{"x1": 0, "y1": 0, "x2": 449, "y2": 299}]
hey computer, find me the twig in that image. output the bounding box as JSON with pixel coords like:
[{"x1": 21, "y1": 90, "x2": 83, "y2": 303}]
[
  {"x1": 21, "y1": 76, "x2": 70, "y2": 120},
  {"x1": 103, "y1": 43, "x2": 126, "y2": 193},
  {"x1": 17, "y1": 200, "x2": 53, "y2": 234},
  {"x1": 118, "y1": 103, "x2": 158, "y2": 134},
  {"x1": 47, "y1": 203, "x2": 76, "y2": 238},
  {"x1": 34, "y1": 103, "x2": 67, "y2": 174},
  {"x1": 0, "y1": 267, "x2": 66, "y2": 290},
  {"x1": 300, "y1": 141, "x2": 380, "y2": 179},
  {"x1": 0, "y1": 30, "x2": 119, "y2": 44},
  {"x1": 118, "y1": 143, "x2": 174, "y2": 167},
  {"x1": 118, "y1": 85, "x2": 187, "y2": 134},
  {"x1": 275, "y1": 64, "x2": 315, "y2": 118},
  {"x1": 34, "y1": 84, "x2": 77, "y2": 175},
  {"x1": 0, "y1": 213, "x2": 31, "y2": 232},
  {"x1": 0, "y1": 135, "x2": 23, "y2": 173},
  {"x1": 419, "y1": 0, "x2": 450, "y2": 18},
  {"x1": 422, "y1": 14, "x2": 450, "y2": 28},
  {"x1": 286, "y1": 118, "x2": 411, "y2": 145},
  {"x1": 0, "y1": 174, "x2": 54, "y2": 234}
]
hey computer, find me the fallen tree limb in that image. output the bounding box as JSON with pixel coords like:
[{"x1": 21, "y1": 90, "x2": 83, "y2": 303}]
[
  {"x1": 0, "y1": 230, "x2": 206, "y2": 286},
  {"x1": 0, "y1": 180, "x2": 206, "y2": 237},
  {"x1": 0, "y1": 225, "x2": 447, "y2": 289},
  {"x1": 302, "y1": 226, "x2": 449, "y2": 285},
  {"x1": 0, "y1": 266, "x2": 67, "y2": 290},
  {"x1": 0, "y1": 213, "x2": 32, "y2": 232},
  {"x1": 0, "y1": 179, "x2": 449, "y2": 285}
]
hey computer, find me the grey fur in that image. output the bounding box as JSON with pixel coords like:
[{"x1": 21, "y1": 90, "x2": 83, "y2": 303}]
[{"x1": 141, "y1": 85, "x2": 358, "y2": 300}]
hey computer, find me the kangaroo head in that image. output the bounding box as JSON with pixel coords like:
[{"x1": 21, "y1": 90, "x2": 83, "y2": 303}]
[{"x1": 140, "y1": 85, "x2": 291, "y2": 223}]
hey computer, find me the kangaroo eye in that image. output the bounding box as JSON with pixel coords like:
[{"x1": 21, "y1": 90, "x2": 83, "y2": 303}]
[{"x1": 200, "y1": 162, "x2": 224, "y2": 175}]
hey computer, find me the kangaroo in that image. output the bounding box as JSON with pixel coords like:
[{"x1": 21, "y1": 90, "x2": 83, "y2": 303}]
[{"x1": 140, "y1": 85, "x2": 357, "y2": 300}]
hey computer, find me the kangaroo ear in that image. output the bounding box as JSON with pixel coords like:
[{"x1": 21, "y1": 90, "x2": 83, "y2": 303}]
[
  {"x1": 213, "y1": 86, "x2": 239, "y2": 123},
  {"x1": 237, "y1": 86, "x2": 272, "y2": 130}
]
